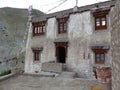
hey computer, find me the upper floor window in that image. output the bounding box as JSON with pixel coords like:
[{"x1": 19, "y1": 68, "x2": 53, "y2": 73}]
[
  {"x1": 95, "y1": 16, "x2": 107, "y2": 30},
  {"x1": 32, "y1": 49, "x2": 41, "y2": 61},
  {"x1": 57, "y1": 17, "x2": 68, "y2": 34},
  {"x1": 32, "y1": 21, "x2": 46, "y2": 36},
  {"x1": 93, "y1": 10, "x2": 109, "y2": 30}
]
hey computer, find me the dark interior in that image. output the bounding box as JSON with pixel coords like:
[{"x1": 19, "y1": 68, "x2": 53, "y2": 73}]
[{"x1": 58, "y1": 47, "x2": 66, "y2": 63}]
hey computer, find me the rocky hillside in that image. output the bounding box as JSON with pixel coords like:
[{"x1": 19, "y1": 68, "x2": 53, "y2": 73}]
[{"x1": 0, "y1": 7, "x2": 44, "y2": 60}]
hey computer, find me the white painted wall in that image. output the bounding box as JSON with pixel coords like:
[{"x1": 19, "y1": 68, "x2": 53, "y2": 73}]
[
  {"x1": 66, "y1": 11, "x2": 93, "y2": 74},
  {"x1": 46, "y1": 18, "x2": 57, "y2": 39}
]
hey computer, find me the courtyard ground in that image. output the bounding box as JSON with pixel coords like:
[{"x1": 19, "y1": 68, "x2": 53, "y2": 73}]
[{"x1": 0, "y1": 73, "x2": 111, "y2": 90}]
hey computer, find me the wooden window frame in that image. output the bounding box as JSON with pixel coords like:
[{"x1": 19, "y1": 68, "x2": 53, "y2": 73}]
[
  {"x1": 93, "y1": 10, "x2": 109, "y2": 30},
  {"x1": 32, "y1": 50, "x2": 41, "y2": 61},
  {"x1": 92, "y1": 48, "x2": 108, "y2": 64},
  {"x1": 95, "y1": 16, "x2": 107, "y2": 30},
  {"x1": 95, "y1": 52, "x2": 105, "y2": 64},
  {"x1": 57, "y1": 17, "x2": 68, "y2": 34},
  {"x1": 32, "y1": 21, "x2": 46, "y2": 36}
]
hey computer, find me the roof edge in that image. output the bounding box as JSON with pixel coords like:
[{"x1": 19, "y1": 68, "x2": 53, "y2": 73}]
[{"x1": 32, "y1": 0, "x2": 115, "y2": 22}]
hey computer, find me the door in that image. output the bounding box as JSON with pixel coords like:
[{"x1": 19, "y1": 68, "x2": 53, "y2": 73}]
[{"x1": 55, "y1": 42, "x2": 68, "y2": 63}]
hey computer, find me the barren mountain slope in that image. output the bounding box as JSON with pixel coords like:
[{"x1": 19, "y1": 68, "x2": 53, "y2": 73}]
[{"x1": 0, "y1": 7, "x2": 44, "y2": 60}]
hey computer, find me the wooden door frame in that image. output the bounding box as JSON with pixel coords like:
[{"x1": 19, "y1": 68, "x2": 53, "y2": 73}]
[{"x1": 54, "y1": 42, "x2": 68, "y2": 63}]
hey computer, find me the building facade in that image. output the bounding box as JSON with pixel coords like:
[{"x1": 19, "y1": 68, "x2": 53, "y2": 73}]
[
  {"x1": 25, "y1": 1, "x2": 115, "y2": 78},
  {"x1": 110, "y1": 0, "x2": 120, "y2": 90}
]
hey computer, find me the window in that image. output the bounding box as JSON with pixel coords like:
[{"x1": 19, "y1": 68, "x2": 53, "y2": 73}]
[
  {"x1": 32, "y1": 21, "x2": 46, "y2": 36},
  {"x1": 92, "y1": 46, "x2": 109, "y2": 64},
  {"x1": 32, "y1": 50, "x2": 41, "y2": 61},
  {"x1": 95, "y1": 16, "x2": 107, "y2": 30},
  {"x1": 95, "y1": 53, "x2": 105, "y2": 64},
  {"x1": 93, "y1": 10, "x2": 109, "y2": 30},
  {"x1": 57, "y1": 17, "x2": 68, "y2": 34}
]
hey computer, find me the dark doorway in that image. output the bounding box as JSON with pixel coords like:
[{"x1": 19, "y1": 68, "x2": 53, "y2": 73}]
[
  {"x1": 54, "y1": 42, "x2": 68, "y2": 64},
  {"x1": 58, "y1": 47, "x2": 66, "y2": 63}
]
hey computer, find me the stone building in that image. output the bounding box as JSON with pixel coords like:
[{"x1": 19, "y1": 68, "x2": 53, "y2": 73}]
[
  {"x1": 110, "y1": 0, "x2": 120, "y2": 90},
  {"x1": 25, "y1": 1, "x2": 115, "y2": 78}
]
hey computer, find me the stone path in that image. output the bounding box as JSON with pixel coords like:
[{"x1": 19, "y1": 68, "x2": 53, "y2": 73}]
[{"x1": 0, "y1": 75, "x2": 111, "y2": 90}]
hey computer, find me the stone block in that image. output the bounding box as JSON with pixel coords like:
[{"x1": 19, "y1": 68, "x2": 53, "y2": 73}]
[{"x1": 41, "y1": 62, "x2": 62, "y2": 73}]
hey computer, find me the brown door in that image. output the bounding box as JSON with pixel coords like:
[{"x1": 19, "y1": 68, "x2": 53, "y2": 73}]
[{"x1": 55, "y1": 42, "x2": 68, "y2": 63}]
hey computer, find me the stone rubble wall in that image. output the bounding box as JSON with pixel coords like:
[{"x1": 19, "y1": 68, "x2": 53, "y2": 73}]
[{"x1": 110, "y1": 0, "x2": 120, "y2": 90}]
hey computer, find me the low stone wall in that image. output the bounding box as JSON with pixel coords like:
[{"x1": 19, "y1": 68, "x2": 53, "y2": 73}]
[
  {"x1": 0, "y1": 73, "x2": 15, "y2": 81},
  {"x1": 41, "y1": 62, "x2": 62, "y2": 73}
]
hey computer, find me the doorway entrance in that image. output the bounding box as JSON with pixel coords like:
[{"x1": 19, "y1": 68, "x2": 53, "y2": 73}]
[
  {"x1": 57, "y1": 47, "x2": 66, "y2": 63},
  {"x1": 54, "y1": 42, "x2": 68, "y2": 63}
]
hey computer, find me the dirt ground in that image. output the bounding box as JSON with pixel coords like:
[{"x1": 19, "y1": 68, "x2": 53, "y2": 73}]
[{"x1": 0, "y1": 74, "x2": 111, "y2": 90}]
